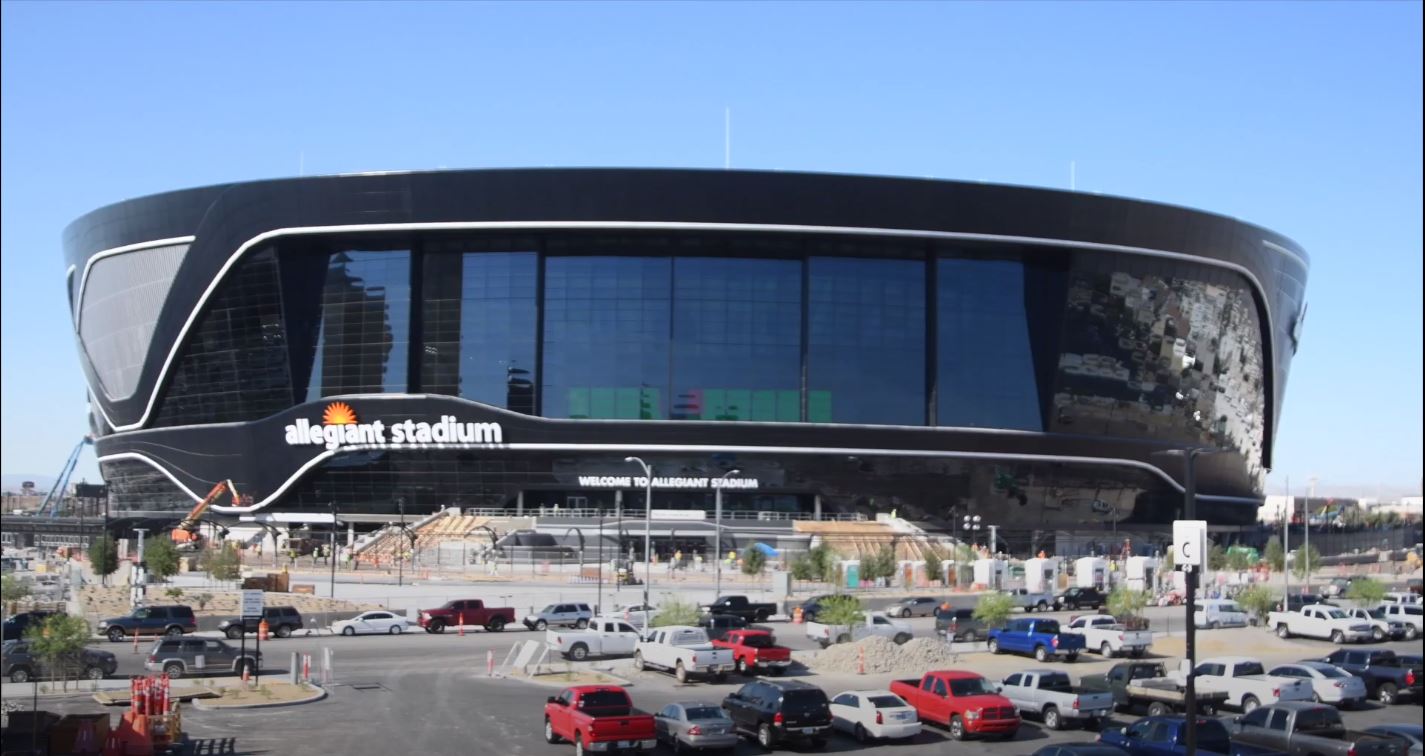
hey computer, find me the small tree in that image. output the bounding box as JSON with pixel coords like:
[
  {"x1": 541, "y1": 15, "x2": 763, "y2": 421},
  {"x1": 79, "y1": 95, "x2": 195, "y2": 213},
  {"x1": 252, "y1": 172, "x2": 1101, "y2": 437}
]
[
  {"x1": 1264, "y1": 537, "x2": 1284, "y2": 572},
  {"x1": 816, "y1": 595, "x2": 865, "y2": 627},
  {"x1": 1345, "y1": 577, "x2": 1387, "y2": 607},
  {"x1": 144, "y1": 536, "x2": 181, "y2": 581},
  {"x1": 1237, "y1": 584, "x2": 1277, "y2": 624},
  {"x1": 1291, "y1": 544, "x2": 1321, "y2": 579},
  {"x1": 164, "y1": 587, "x2": 184, "y2": 601},
  {"x1": 1107, "y1": 586, "x2": 1149, "y2": 623},
  {"x1": 923, "y1": 548, "x2": 944, "y2": 584},
  {"x1": 650, "y1": 596, "x2": 702, "y2": 628},
  {"x1": 809, "y1": 544, "x2": 840, "y2": 583},
  {"x1": 201, "y1": 543, "x2": 243, "y2": 582},
  {"x1": 2, "y1": 574, "x2": 32, "y2": 605},
  {"x1": 861, "y1": 546, "x2": 898, "y2": 583},
  {"x1": 790, "y1": 552, "x2": 818, "y2": 581},
  {"x1": 1226, "y1": 548, "x2": 1253, "y2": 572},
  {"x1": 741, "y1": 546, "x2": 767, "y2": 576},
  {"x1": 195, "y1": 593, "x2": 214, "y2": 612},
  {"x1": 25, "y1": 614, "x2": 92, "y2": 689},
  {"x1": 1207, "y1": 544, "x2": 1227, "y2": 571},
  {"x1": 88, "y1": 535, "x2": 120, "y2": 584},
  {"x1": 972, "y1": 592, "x2": 1016, "y2": 629}
]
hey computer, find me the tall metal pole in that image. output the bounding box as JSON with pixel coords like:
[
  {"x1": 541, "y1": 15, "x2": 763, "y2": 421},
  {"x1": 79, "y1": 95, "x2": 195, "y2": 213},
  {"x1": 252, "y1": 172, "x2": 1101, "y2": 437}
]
[
  {"x1": 1284, "y1": 478, "x2": 1291, "y2": 604},
  {"x1": 597, "y1": 511, "x2": 604, "y2": 615},
  {"x1": 1304, "y1": 476, "x2": 1317, "y2": 592},
  {"x1": 714, "y1": 468, "x2": 741, "y2": 601},
  {"x1": 328, "y1": 502, "x2": 338, "y2": 598},
  {"x1": 625, "y1": 457, "x2": 654, "y2": 630},
  {"x1": 1183, "y1": 449, "x2": 1199, "y2": 756},
  {"x1": 397, "y1": 498, "x2": 406, "y2": 588}
]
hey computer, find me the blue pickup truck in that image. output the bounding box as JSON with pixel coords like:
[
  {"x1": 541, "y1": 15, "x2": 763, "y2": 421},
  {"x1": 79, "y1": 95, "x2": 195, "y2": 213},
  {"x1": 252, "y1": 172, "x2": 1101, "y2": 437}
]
[
  {"x1": 988, "y1": 618, "x2": 1086, "y2": 663},
  {"x1": 1099, "y1": 715, "x2": 1278, "y2": 756}
]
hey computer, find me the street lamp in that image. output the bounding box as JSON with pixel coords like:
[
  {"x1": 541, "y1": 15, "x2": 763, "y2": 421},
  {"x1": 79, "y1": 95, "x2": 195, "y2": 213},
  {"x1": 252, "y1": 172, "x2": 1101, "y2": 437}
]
[
  {"x1": 713, "y1": 468, "x2": 742, "y2": 601},
  {"x1": 625, "y1": 456, "x2": 654, "y2": 630},
  {"x1": 327, "y1": 502, "x2": 339, "y2": 598},
  {"x1": 396, "y1": 497, "x2": 407, "y2": 588}
]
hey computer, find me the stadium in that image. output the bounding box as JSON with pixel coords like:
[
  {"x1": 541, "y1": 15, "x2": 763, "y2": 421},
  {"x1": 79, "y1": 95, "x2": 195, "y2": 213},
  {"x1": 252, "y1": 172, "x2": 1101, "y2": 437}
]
[{"x1": 59, "y1": 168, "x2": 1308, "y2": 555}]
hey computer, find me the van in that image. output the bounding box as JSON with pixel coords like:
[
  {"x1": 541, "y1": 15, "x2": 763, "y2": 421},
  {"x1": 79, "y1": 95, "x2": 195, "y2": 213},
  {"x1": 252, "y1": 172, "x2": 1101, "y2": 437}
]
[{"x1": 1195, "y1": 599, "x2": 1249, "y2": 629}]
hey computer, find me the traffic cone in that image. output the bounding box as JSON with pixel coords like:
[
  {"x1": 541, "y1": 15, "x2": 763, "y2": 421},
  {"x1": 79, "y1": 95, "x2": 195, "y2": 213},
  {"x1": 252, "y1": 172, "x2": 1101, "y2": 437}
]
[{"x1": 459, "y1": 613, "x2": 465, "y2": 637}]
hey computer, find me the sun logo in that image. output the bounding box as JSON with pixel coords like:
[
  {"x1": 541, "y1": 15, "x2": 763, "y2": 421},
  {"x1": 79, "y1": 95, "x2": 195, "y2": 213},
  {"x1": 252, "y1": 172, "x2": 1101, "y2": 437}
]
[{"x1": 322, "y1": 402, "x2": 357, "y2": 425}]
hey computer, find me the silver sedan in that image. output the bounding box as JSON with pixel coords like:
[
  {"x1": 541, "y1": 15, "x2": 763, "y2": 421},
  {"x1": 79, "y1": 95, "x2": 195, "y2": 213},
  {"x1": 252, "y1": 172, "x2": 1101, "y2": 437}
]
[
  {"x1": 654, "y1": 701, "x2": 739, "y2": 753},
  {"x1": 890, "y1": 596, "x2": 943, "y2": 618}
]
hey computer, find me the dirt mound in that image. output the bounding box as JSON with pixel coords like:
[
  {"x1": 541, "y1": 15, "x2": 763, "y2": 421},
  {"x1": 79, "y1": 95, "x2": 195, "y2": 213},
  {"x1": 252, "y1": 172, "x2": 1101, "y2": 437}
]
[{"x1": 809, "y1": 635, "x2": 962, "y2": 676}]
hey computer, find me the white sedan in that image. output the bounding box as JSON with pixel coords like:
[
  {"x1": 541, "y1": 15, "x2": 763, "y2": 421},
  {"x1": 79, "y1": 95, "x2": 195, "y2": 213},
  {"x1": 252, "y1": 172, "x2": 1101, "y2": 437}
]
[
  {"x1": 1268, "y1": 662, "x2": 1368, "y2": 707},
  {"x1": 331, "y1": 610, "x2": 412, "y2": 636},
  {"x1": 829, "y1": 690, "x2": 921, "y2": 742}
]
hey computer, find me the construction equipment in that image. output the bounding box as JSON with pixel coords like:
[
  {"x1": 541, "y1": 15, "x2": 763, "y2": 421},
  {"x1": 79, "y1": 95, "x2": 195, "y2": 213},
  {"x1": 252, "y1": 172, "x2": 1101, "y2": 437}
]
[
  {"x1": 170, "y1": 479, "x2": 238, "y2": 547},
  {"x1": 40, "y1": 436, "x2": 94, "y2": 517}
]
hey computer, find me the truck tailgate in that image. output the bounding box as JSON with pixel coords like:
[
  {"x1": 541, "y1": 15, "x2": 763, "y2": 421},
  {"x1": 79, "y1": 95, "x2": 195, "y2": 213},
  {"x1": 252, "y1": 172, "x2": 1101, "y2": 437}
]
[{"x1": 588, "y1": 713, "x2": 656, "y2": 741}]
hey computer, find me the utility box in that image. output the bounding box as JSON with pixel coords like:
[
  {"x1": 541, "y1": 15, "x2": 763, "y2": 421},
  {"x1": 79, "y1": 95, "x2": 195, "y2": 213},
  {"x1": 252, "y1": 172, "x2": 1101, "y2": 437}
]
[
  {"x1": 973, "y1": 559, "x2": 1005, "y2": 588},
  {"x1": 1075, "y1": 557, "x2": 1108, "y2": 589},
  {"x1": 1024, "y1": 557, "x2": 1059, "y2": 593}
]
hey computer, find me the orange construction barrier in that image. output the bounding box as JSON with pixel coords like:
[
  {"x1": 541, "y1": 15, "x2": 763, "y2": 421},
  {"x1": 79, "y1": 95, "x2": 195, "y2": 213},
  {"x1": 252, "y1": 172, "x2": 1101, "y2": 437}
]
[
  {"x1": 792, "y1": 606, "x2": 804, "y2": 624},
  {"x1": 258, "y1": 618, "x2": 270, "y2": 641}
]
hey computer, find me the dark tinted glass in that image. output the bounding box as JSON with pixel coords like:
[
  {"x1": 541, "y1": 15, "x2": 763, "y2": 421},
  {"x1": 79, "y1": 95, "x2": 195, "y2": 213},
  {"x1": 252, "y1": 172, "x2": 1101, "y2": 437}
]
[
  {"x1": 153, "y1": 248, "x2": 293, "y2": 427},
  {"x1": 420, "y1": 246, "x2": 537, "y2": 413},
  {"x1": 868, "y1": 695, "x2": 905, "y2": 708},
  {"x1": 100, "y1": 458, "x2": 194, "y2": 512},
  {"x1": 937, "y1": 254, "x2": 1063, "y2": 430},
  {"x1": 1198, "y1": 720, "x2": 1233, "y2": 752},
  {"x1": 807, "y1": 256, "x2": 925, "y2": 425},
  {"x1": 578, "y1": 691, "x2": 631, "y2": 714},
  {"x1": 77, "y1": 242, "x2": 189, "y2": 399},
  {"x1": 670, "y1": 257, "x2": 801, "y2": 421},
  {"x1": 1293, "y1": 708, "x2": 1341, "y2": 732},
  {"x1": 780, "y1": 688, "x2": 829, "y2": 713},
  {"x1": 543, "y1": 255, "x2": 671, "y2": 419},
  {"x1": 684, "y1": 706, "x2": 726, "y2": 721},
  {"x1": 949, "y1": 677, "x2": 996, "y2": 696}
]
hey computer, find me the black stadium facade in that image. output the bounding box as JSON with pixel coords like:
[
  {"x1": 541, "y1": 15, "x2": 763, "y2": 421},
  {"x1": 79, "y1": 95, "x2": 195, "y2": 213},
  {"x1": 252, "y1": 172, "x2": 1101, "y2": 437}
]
[{"x1": 63, "y1": 169, "x2": 1308, "y2": 544}]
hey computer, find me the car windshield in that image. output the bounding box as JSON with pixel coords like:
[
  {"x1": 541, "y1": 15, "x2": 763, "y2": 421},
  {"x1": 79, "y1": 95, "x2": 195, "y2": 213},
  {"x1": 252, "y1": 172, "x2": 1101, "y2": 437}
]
[
  {"x1": 1312, "y1": 665, "x2": 1348, "y2": 678},
  {"x1": 1325, "y1": 609, "x2": 1347, "y2": 619},
  {"x1": 578, "y1": 691, "x2": 631, "y2": 715},
  {"x1": 739, "y1": 634, "x2": 774, "y2": 648},
  {"x1": 869, "y1": 695, "x2": 907, "y2": 708},
  {"x1": 949, "y1": 677, "x2": 996, "y2": 696},
  {"x1": 685, "y1": 706, "x2": 726, "y2": 721}
]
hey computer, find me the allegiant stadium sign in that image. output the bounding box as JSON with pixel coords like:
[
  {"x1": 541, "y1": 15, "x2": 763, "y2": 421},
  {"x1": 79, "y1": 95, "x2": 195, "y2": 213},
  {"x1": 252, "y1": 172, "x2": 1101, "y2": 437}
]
[{"x1": 284, "y1": 402, "x2": 503, "y2": 450}]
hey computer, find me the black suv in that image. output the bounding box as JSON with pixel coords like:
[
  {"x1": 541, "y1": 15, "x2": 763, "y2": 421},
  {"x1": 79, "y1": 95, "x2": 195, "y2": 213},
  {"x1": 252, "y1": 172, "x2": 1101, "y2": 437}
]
[
  {"x1": 2, "y1": 610, "x2": 56, "y2": 641},
  {"x1": 722, "y1": 679, "x2": 832, "y2": 750},
  {"x1": 2, "y1": 639, "x2": 117, "y2": 683},
  {"x1": 1054, "y1": 587, "x2": 1107, "y2": 611},
  {"x1": 97, "y1": 605, "x2": 198, "y2": 642},
  {"x1": 217, "y1": 606, "x2": 304, "y2": 639}
]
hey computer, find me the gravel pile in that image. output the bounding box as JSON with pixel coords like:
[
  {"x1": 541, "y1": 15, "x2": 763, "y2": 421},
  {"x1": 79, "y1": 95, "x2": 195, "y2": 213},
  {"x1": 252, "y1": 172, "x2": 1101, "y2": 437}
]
[{"x1": 809, "y1": 635, "x2": 962, "y2": 676}]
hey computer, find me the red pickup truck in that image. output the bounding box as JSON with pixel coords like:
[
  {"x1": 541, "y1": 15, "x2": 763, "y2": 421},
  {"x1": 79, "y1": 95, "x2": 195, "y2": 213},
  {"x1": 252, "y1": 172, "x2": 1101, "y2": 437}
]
[
  {"x1": 417, "y1": 599, "x2": 515, "y2": 633},
  {"x1": 712, "y1": 629, "x2": 792, "y2": 676},
  {"x1": 889, "y1": 670, "x2": 1021, "y2": 742},
  {"x1": 543, "y1": 686, "x2": 657, "y2": 755}
]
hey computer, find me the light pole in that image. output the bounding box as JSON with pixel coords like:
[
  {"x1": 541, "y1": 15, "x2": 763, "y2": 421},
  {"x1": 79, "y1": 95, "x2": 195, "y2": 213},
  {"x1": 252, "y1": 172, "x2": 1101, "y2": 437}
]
[
  {"x1": 625, "y1": 457, "x2": 654, "y2": 630},
  {"x1": 396, "y1": 498, "x2": 406, "y2": 588},
  {"x1": 327, "y1": 502, "x2": 338, "y2": 598},
  {"x1": 1305, "y1": 476, "x2": 1318, "y2": 592},
  {"x1": 713, "y1": 468, "x2": 741, "y2": 601}
]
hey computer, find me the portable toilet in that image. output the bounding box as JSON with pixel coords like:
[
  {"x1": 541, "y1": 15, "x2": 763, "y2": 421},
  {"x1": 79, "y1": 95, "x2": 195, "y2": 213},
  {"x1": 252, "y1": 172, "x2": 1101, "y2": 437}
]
[
  {"x1": 843, "y1": 559, "x2": 861, "y2": 589},
  {"x1": 1024, "y1": 557, "x2": 1059, "y2": 593},
  {"x1": 973, "y1": 558, "x2": 1006, "y2": 589},
  {"x1": 1075, "y1": 556, "x2": 1108, "y2": 589},
  {"x1": 1126, "y1": 556, "x2": 1158, "y2": 592}
]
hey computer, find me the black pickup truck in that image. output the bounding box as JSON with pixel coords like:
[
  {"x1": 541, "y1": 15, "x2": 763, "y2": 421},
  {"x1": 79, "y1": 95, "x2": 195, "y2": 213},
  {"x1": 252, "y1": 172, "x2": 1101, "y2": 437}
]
[
  {"x1": 700, "y1": 596, "x2": 778, "y2": 622},
  {"x1": 1317, "y1": 649, "x2": 1422, "y2": 705}
]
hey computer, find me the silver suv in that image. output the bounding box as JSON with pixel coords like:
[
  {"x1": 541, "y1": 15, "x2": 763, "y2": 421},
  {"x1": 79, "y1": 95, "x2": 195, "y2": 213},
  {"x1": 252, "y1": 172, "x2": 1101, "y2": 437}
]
[
  {"x1": 522, "y1": 603, "x2": 593, "y2": 631},
  {"x1": 145, "y1": 638, "x2": 260, "y2": 679}
]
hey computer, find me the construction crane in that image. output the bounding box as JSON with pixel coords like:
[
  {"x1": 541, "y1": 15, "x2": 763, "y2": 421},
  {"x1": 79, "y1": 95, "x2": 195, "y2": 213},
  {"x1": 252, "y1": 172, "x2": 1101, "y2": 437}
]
[
  {"x1": 171, "y1": 479, "x2": 239, "y2": 548},
  {"x1": 40, "y1": 436, "x2": 94, "y2": 517}
]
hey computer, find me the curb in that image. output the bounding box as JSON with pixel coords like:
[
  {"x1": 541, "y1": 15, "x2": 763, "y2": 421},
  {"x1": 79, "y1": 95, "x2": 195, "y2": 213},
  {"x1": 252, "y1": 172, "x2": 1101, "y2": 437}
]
[
  {"x1": 498, "y1": 667, "x2": 636, "y2": 689},
  {"x1": 190, "y1": 683, "x2": 327, "y2": 711}
]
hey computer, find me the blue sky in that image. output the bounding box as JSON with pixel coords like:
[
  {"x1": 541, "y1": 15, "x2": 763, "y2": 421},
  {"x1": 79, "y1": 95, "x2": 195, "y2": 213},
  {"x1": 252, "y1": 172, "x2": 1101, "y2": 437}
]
[{"x1": 2, "y1": 1, "x2": 1420, "y2": 496}]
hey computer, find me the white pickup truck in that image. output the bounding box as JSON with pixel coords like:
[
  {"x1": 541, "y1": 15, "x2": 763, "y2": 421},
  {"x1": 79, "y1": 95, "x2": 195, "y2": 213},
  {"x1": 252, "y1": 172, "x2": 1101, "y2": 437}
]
[
  {"x1": 1185, "y1": 656, "x2": 1313, "y2": 712},
  {"x1": 632, "y1": 625, "x2": 734, "y2": 683},
  {"x1": 997, "y1": 669, "x2": 1115, "y2": 730},
  {"x1": 546, "y1": 618, "x2": 643, "y2": 661},
  {"x1": 1062, "y1": 614, "x2": 1154, "y2": 658},
  {"x1": 1004, "y1": 588, "x2": 1055, "y2": 613},
  {"x1": 806, "y1": 612, "x2": 912, "y2": 649},
  {"x1": 1267, "y1": 604, "x2": 1374, "y2": 643}
]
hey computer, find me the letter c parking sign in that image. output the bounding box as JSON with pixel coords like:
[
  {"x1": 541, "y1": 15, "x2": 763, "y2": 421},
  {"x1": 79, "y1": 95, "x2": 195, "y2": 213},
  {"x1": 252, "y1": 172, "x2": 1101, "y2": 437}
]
[{"x1": 1173, "y1": 520, "x2": 1207, "y2": 569}]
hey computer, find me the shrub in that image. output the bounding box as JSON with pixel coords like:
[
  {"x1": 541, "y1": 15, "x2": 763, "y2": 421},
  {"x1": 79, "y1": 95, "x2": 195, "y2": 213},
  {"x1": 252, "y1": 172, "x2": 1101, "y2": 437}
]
[
  {"x1": 1345, "y1": 577, "x2": 1387, "y2": 607},
  {"x1": 1207, "y1": 544, "x2": 1227, "y2": 571},
  {"x1": 740, "y1": 546, "x2": 767, "y2": 576},
  {"x1": 144, "y1": 537, "x2": 181, "y2": 581},
  {"x1": 1237, "y1": 584, "x2": 1277, "y2": 624},
  {"x1": 816, "y1": 595, "x2": 865, "y2": 626},
  {"x1": 861, "y1": 546, "x2": 897, "y2": 582},
  {"x1": 1291, "y1": 544, "x2": 1321, "y2": 579},
  {"x1": 791, "y1": 544, "x2": 841, "y2": 583},
  {"x1": 165, "y1": 587, "x2": 184, "y2": 601},
  {"x1": 973, "y1": 592, "x2": 1016, "y2": 628},
  {"x1": 1, "y1": 574, "x2": 31, "y2": 604},
  {"x1": 649, "y1": 597, "x2": 701, "y2": 628},
  {"x1": 88, "y1": 535, "x2": 120, "y2": 581},
  {"x1": 1108, "y1": 586, "x2": 1149, "y2": 622},
  {"x1": 1225, "y1": 548, "x2": 1254, "y2": 571},
  {"x1": 1263, "y1": 537, "x2": 1284, "y2": 571},
  {"x1": 25, "y1": 614, "x2": 92, "y2": 687},
  {"x1": 923, "y1": 548, "x2": 944, "y2": 583},
  {"x1": 202, "y1": 544, "x2": 243, "y2": 582}
]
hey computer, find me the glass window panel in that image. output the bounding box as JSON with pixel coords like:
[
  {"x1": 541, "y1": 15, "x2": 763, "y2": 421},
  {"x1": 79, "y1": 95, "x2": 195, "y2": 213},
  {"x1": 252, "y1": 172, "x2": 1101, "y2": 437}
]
[
  {"x1": 936, "y1": 256, "x2": 1046, "y2": 430},
  {"x1": 78, "y1": 242, "x2": 189, "y2": 399},
  {"x1": 295, "y1": 248, "x2": 411, "y2": 400},
  {"x1": 419, "y1": 247, "x2": 537, "y2": 413},
  {"x1": 542, "y1": 256, "x2": 672, "y2": 420},
  {"x1": 807, "y1": 257, "x2": 926, "y2": 425}
]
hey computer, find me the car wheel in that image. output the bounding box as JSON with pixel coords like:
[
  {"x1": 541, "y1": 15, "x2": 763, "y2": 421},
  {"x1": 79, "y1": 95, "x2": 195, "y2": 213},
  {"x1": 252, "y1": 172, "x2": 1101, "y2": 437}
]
[
  {"x1": 1378, "y1": 682, "x2": 1398, "y2": 705},
  {"x1": 988, "y1": 638, "x2": 1000, "y2": 654},
  {"x1": 107, "y1": 627, "x2": 126, "y2": 643},
  {"x1": 237, "y1": 659, "x2": 255, "y2": 678},
  {"x1": 574, "y1": 733, "x2": 585, "y2": 756},
  {"x1": 1210, "y1": 621, "x2": 1221, "y2": 631},
  {"x1": 836, "y1": 634, "x2": 851, "y2": 645},
  {"x1": 1034, "y1": 645, "x2": 1049, "y2": 662},
  {"x1": 633, "y1": 652, "x2": 645, "y2": 671},
  {"x1": 163, "y1": 663, "x2": 184, "y2": 679},
  {"x1": 428, "y1": 620, "x2": 445, "y2": 634},
  {"x1": 1038, "y1": 601, "x2": 1049, "y2": 612},
  {"x1": 1277, "y1": 624, "x2": 1291, "y2": 639},
  {"x1": 9, "y1": 668, "x2": 31, "y2": 683},
  {"x1": 1312, "y1": 693, "x2": 1322, "y2": 704},
  {"x1": 1242, "y1": 695, "x2": 1260, "y2": 713},
  {"x1": 389, "y1": 624, "x2": 403, "y2": 635},
  {"x1": 735, "y1": 658, "x2": 748, "y2": 675},
  {"x1": 670, "y1": 735, "x2": 683, "y2": 754},
  {"x1": 964, "y1": 629, "x2": 978, "y2": 642},
  {"x1": 714, "y1": 672, "x2": 727, "y2": 683},
  {"x1": 1131, "y1": 648, "x2": 1145, "y2": 658},
  {"x1": 675, "y1": 661, "x2": 688, "y2": 684},
  {"x1": 570, "y1": 644, "x2": 589, "y2": 662},
  {"x1": 535, "y1": 620, "x2": 548, "y2": 631},
  {"x1": 1147, "y1": 702, "x2": 1170, "y2": 717},
  {"x1": 165, "y1": 626, "x2": 184, "y2": 637},
  {"x1": 1086, "y1": 716, "x2": 1103, "y2": 732},
  {"x1": 1065, "y1": 653, "x2": 1079, "y2": 663},
  {"x1": 1405, "y1": 625, "x2": 1419, "y2": 641},
  {"x1": 544, "y1": 718, "x2": 559, "y2": 743},
  {"x1": 1330, "y1": 630, "x2": 1344, "y2": 644},
  {"x1": 1372, "y1": 628, "x2": 1385, "y2": 642},
  {"x1": 757, "y1": 723, "x2": 775, "y2": 749},
  {"x1": 85, "y1": 666, "x2": 104, "y2": 680},
  {"x1": 949, "y1": 715, "x2": 965, "y2": 741},
  {"x1": 225, "y1": 627, "x2": 243, "y2": 640},
  {"x1": 1043, "y1": 705, "x2": 1061, "y2": 730},
  {"x1": 276, "y1": 624, "x2": 293, "y2": 639},
  {"x1": 1101, "y1": 642, "x2": 1114, "y2": 658},
  {"x1": 575, "y1": 618, "x2": 589, "y2": 630},
  {"x1": 893, "y1": 633, "x2": 911, "y2": 645},
  {"x1": 342, "y1": 626, "x2": 356, "y2": 636},
  {"x1": 487, "y1": 618, "x2": 506, "y2": 632}
]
